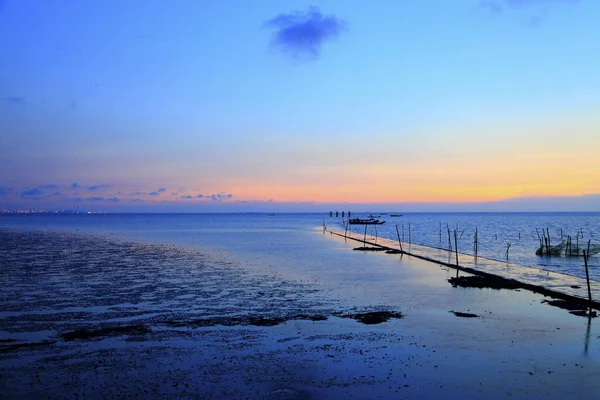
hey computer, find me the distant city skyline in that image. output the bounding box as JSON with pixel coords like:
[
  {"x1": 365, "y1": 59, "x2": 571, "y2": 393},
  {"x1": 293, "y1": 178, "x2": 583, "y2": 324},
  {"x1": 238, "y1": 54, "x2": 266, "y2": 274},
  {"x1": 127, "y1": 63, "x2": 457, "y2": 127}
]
[{"x1": 1, "y1": 0, "x2": 599, "y2": 212}]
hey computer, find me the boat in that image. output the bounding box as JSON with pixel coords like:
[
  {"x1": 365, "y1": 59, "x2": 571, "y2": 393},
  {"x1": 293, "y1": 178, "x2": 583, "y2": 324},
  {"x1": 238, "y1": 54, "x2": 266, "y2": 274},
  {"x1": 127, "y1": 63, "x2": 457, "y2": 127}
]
[
  {"x1": 389, "y1": 214, "x2": 403, "y2": 217},
  {"x1": 348, "y1": 218, "x2": 386, "y2": 225}
]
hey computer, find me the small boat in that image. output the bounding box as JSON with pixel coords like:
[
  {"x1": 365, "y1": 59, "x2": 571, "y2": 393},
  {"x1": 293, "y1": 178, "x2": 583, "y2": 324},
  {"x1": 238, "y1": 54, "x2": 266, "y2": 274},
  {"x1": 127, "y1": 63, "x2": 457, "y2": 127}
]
[
  {"x1": 348, "y1": 218, "x2": 386, "y2": 225},
  {"x1": 389, "y1": 214, "x2": 403, "y2": 217}
]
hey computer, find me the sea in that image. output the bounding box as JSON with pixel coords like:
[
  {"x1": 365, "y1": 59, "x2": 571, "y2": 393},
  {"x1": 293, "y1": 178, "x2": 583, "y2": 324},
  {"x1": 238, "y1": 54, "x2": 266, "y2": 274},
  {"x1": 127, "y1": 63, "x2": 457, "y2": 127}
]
[
  {"x1": 1, "y1": 212, "x2": 599, "y2": 280},
  {"x1": 2, "y1": 212, "x2": 600, "y2": 398}
]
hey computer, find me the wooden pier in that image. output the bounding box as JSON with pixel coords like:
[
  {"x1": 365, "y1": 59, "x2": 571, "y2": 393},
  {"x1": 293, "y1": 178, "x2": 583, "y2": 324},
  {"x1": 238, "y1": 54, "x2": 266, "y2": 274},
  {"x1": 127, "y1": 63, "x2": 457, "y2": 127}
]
[{"x1": 325, "y1": 227, "x2": 600, "y2": 311}]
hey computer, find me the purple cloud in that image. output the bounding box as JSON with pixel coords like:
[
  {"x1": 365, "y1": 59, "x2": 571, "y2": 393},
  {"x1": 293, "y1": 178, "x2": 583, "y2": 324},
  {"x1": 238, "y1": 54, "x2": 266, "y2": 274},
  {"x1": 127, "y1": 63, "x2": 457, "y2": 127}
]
[
  {"x1": 4, "y1": 96, "x2": 25, "y2": 104},
  {"x1": 480, "y1": 0, "x2": 579, "y2": 13},
  {"x1": 149, "y1": 188, "x2": 166, "y2": 196},
  {"x1": 264, "y1": 7, "x2": 347, "y2": 59},
  {"x1": 88, "y1": 184, "x2": 110, "y2": 191},
  {"x1": 21, "y1": 188, "x2": 45, "y2": 197}
]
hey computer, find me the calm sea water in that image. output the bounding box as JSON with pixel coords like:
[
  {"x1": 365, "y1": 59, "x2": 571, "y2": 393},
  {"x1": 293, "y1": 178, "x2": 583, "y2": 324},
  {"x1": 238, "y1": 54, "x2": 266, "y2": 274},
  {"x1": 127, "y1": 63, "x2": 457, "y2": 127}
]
[{"x1": 1, "y1": 212, "x2": 599, "y2": 280}]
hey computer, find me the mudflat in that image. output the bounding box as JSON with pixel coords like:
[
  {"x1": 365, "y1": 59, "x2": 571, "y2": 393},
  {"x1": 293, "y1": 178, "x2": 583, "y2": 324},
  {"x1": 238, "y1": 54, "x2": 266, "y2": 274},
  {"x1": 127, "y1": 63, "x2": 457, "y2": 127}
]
[{"x1": 1, "y1": 228, "x2": 599, "y2": 399}]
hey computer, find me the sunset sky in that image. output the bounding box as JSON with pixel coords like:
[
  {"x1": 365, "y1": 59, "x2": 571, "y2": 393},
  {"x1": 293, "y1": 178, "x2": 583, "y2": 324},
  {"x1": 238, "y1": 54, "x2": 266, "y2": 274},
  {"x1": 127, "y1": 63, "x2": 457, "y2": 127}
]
[{"x1": 1, "y1": 0, "x2": 599, "y2": 212}]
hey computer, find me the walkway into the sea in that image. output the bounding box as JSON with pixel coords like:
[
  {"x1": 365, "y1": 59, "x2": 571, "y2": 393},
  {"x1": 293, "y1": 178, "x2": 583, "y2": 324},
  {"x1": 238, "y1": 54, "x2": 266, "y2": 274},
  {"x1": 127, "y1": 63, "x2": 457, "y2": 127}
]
[{"x1": 326, "y1": 228, "x2": 600, "y2": 310}]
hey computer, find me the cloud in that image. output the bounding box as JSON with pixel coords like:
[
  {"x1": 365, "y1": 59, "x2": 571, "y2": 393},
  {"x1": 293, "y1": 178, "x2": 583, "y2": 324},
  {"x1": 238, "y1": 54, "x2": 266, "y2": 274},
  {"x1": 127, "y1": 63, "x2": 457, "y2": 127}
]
[
  {"x1": 131, "y1": 198, "x2": 144, "y2": 203},
  {"x1": 87, "y1": 197, "x2": 104, "y2": 201},
  {"x1": 149, "y1": 188, "x2": 166, "y2": 196},
  {"x1": 180, "y1": 193, "x2": 233, "y2": 200},
  {"x1": 107, "y1": 197, "x2": 120, "y2": 202},
  {"x1": 210, "y1": 193, "x2": 234, "y2": 201},
  {"x1": 88, "y1": 184, "x2": 110, "y2": 191},
  {"x1": 264, "y1": 7, "x2": 347, "y2": 59},
  {"x1": 480, "y1": 0, "x2": 579, "y2": 13},
  {"x1": 21, "y1": 188, "x2": 45, "y2": 197},
  {"x1": 38, "y1": 184, "x2": 58, "y2": 189},
  {"x1": 0, "y1": 187, "x2": 9, "y2": 196},
  {"x1": 506, "y1": 0, "x2": 579, "y2": 5},
  {"x1": 72, "y1": 182, "x2": 79, "y2": 189},
  {"x1": 4, "y1": 96, "x2": 25, "y2": 104}
]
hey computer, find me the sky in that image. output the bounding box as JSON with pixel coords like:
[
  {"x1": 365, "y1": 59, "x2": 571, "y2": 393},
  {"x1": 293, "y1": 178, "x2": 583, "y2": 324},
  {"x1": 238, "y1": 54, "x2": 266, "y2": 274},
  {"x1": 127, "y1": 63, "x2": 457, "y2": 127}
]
[{"x1": 1, "y1": 0, "x2": 599, "y2": 212}]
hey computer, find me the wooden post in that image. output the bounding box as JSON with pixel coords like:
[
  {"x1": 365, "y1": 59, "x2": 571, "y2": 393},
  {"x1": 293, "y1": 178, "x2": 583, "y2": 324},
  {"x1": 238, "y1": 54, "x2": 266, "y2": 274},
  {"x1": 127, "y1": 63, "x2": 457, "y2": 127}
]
[
  {"x1": 439, "y1": 222, "x2": 442, "y2": 242},
  {"x1": 583, "y1": 248, "x2": 592, "y2": 310},
  {"x1": 363, "y1": 224, "x2": 367, "y2": 246},
  {"x1": 506, "y1": 243, "x2": 511, "y2": 261},
  {"x1": 402, "y1": 224, "x2": 405, "y2": 242},
  {"x1": 395, "y1": 225, "x2": 403, "y2": 253},
  {"x1": 408, "y1": 223, "x2": 412, "y2": 244},
  {"x1": 454, "y1": 230, "x2": 459, "y2": 266},
  {"x1": 374, "y1": 225, "x2": 378, "y2": 244},
  {"x1": 474, "y1": 227, "x2": 478, "y2": 258},
  {"x1": 447, "y1": 224, "x2": 452, "y2": 251}
]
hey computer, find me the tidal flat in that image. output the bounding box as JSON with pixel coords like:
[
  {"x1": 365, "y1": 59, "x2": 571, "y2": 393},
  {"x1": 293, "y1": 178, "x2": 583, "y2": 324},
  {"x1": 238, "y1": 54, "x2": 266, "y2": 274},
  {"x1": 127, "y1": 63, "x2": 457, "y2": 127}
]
[{"x1": 1, "y1": 227, "x2": 599, "y2": 399}]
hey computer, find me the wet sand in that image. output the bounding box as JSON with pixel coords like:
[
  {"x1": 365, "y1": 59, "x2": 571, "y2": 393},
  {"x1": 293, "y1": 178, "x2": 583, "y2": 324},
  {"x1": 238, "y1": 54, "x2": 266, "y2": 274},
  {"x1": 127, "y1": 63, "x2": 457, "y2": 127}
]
[{"x1": 1, "y1": 228, "x2": 599, "y2": 399}]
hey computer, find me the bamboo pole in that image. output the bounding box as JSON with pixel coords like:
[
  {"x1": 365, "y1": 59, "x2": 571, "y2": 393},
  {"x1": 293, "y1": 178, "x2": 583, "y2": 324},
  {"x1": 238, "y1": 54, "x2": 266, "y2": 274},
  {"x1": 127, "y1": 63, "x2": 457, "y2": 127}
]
[
  {"x1": 363, "y1": 224, "x2": 367, "y2": 246},
  {"x1": 454, "y1": 230, "x2": 459, "y2": 266},
  {"x1": 474, "y1": 227, "x2": 478, "y2": 258},
  {"x1": 395, "y1": 225, "x2": 403, "y2": 253},
  {"x1": 583, "y1": 248, "x2": 592, "y2": 310},
  {"x1": 506, "y1": 243, "x2": 511, "y2": 261}
]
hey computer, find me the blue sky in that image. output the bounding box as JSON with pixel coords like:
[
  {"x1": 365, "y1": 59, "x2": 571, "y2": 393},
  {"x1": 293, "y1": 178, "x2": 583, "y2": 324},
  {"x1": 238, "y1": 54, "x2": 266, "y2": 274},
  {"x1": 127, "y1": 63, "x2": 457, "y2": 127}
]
[{"x1": 1, "y1": 0, "x2": 599, "y2": 211}]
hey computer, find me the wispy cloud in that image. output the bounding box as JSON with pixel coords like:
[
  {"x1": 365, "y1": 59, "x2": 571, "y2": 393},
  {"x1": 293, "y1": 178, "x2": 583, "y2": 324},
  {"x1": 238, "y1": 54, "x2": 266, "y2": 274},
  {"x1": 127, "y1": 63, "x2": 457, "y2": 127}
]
[
  {"x1": 480, "y1": 0, "x2": 580, "y2": 13},
  {"x1": 21, "y1": 188, "x2": 45, "y2": 197},
  {"x1": 4, "y1": 96, "x2": 25, "y2": 104},
  {"x1": 264, "y1": 7, "x2": 347, "y2": 59},
  {"x1": 180, "y1": 193, "x2": 233, "y2": 201},
  {"x1": 149, "y1": 188, "x2": 166, "y2": 196},
  {"x1": 88, "y1": 184, "x2": 110, "y2": 191}
]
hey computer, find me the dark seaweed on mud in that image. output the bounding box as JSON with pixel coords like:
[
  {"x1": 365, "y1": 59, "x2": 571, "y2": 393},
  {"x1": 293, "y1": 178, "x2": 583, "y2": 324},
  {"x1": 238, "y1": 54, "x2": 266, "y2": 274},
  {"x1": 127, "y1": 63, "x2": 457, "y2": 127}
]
[
  {"x1": 448, "y1": 275, "x2": 521, "y2": 290},
  {"x1": 339, "y1": 311, "x2": 404, "y2": 325}
]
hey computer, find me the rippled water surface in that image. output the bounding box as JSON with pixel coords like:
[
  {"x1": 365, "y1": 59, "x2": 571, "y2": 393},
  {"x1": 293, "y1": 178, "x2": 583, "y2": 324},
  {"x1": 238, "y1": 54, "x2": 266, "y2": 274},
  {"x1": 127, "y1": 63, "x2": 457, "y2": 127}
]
[{"x1": 2, "y1": 212, "x2": 598, "y2": 280}]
